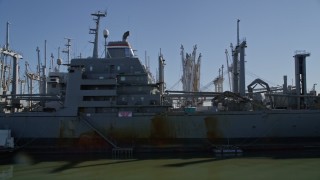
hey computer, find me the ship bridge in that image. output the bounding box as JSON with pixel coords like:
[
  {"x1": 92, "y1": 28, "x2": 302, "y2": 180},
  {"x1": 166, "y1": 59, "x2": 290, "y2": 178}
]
[{"x1": 106, "y1": 41, "x2": 135, "y2": 58}]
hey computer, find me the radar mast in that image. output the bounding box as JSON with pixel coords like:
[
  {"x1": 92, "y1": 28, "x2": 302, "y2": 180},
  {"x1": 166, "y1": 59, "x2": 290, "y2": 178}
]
[{"x1": 90, "y1": 11, "x2": 106, "y2": 58}]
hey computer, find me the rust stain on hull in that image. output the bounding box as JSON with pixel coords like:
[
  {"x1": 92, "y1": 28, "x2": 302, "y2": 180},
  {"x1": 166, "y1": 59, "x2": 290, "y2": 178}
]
[
  {"x1": 107, "y1": 129, "x2": 136, "y2": 146},
  {"x1": 150, "y1": 114, "x2": 170, "y2": 138},
  {"x1": 78, "y1": 131, "x2": 110, "y2": 150},
  {"x1": 150, "y1": 114, "x2": 173, "y2": 146},
  {"x1": 204, "y1": 116, "x2": 223, "y2": 142}
]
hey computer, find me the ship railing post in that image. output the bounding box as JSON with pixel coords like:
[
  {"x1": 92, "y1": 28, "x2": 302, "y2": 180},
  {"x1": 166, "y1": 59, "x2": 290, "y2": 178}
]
[{"x1": 112, "y1": 148, "x2": 133, "y2": 159}]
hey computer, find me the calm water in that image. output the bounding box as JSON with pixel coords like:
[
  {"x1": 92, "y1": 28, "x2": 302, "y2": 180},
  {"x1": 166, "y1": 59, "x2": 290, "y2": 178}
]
[{"x1": 1, "y1": 151, "x2": 320, "y2": 180}]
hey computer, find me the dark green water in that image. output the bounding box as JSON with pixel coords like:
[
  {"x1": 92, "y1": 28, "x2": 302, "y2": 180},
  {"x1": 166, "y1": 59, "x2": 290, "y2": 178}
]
[{"x1": 1, "y1": 151, "x2": 320, "y2": 180}]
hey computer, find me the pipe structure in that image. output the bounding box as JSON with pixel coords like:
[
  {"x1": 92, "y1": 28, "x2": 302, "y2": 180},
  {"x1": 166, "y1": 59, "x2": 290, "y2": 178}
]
[{"x1": 239, "y1": 41, "x2": 247, "y2": 96}]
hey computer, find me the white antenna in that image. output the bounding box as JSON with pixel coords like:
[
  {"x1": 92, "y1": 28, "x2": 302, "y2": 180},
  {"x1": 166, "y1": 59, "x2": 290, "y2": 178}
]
[
  {"x1": 50, "y1": 53, "x2": 54, "y2": 72},
  {"x1": 103, "y1": 28, "x2": 109, "y2": 58}
]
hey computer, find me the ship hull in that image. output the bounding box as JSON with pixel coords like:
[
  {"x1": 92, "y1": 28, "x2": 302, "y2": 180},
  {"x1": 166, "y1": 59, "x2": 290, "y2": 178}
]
[{"x1": 1, "y1": 110, "x2": 320, "y2": 152}]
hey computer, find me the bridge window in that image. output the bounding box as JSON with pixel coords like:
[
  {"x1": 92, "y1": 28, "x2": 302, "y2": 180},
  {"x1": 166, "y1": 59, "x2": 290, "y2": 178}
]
[
  {"x1": 107, "y1": 47, "x2": 134, "y2": 58},
  {"x1": 125, "y1": 48, "x2": 134, "y2": 57}
]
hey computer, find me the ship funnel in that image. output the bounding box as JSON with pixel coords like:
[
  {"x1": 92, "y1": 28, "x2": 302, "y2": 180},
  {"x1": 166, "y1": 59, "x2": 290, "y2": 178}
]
[{"x1": 122, "y1": 31, "x2": 130, "y2": 41}]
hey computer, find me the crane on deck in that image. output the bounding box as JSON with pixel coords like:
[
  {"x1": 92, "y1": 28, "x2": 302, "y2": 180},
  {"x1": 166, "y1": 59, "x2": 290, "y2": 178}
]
[{"x1": 225, "y1": 49, "x2": 232, "y2": 91}]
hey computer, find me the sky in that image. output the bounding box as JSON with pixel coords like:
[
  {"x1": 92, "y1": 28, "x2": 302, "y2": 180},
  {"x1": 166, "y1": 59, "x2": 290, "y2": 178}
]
[{"x1": 1, "y1": 0, "x2": 320, "y2": 93}]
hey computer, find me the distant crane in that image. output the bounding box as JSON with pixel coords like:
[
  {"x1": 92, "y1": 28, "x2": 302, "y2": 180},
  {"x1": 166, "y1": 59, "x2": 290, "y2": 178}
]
[
  {"x1": 180, "y1": 45, "x2": 201, "y2": 92},
  {"x1": 213, "y1": 65, "x2": 224, "y2": 92},
  {"x1": 200, "y1": 66, "x2": 229, "y2": 92},
  {"x1": 310, "y1": 83, "x2": 317, "y2": 96},
  {"x1": 312, "y1": 83, "x2": 317, "y2": 91},
  {"x1": 225, "y1": 49, "x2": 232, "y2": 91}
]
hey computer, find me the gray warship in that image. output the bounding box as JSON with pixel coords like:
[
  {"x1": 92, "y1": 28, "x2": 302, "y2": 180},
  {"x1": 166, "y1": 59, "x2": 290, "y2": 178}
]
[{"x1": 1, "y1": 12, "x2": 320, "y2": 153}]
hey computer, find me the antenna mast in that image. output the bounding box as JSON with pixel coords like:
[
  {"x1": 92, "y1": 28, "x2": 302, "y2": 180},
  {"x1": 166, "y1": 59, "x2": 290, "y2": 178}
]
[
  {"x1": 237, "y1": 19, "x2": 240, "y2": 46},
  {"x1": 44, "y1": 40, "x2": 47, "y2": 68},
  {"x1": 62, "y1": 38, "x2": 71, "y2": 64},
  {"x1": 42, "y1": 40, "x2": 47, "y2": 94},
  {"x1": 36, "y1": 47, "x2": 41, "y2": 79},
  {"x1": 5, "y1": 22, "x2": 10, "y2": 50},
  {"x1": 90, "y1": 11, "x2": 106, "y2": 58}
]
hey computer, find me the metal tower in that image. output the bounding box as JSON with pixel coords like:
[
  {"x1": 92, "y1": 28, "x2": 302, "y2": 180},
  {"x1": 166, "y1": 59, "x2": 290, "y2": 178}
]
[
  {"x1": 294, "y1": 51, "x2": 310, "y2": 109},
  {"x1": 231, "y1": 19, "x2": 247, "y2": 96}
]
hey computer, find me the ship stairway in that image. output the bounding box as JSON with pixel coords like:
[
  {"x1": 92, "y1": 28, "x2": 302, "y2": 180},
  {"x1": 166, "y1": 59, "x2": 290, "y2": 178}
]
[
  {"x1": 80, "y1": 115, "x2": 118, "y2": 148},
  {"x1": 80, "y1": 115, "x2": 133, "y2": 159}
]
